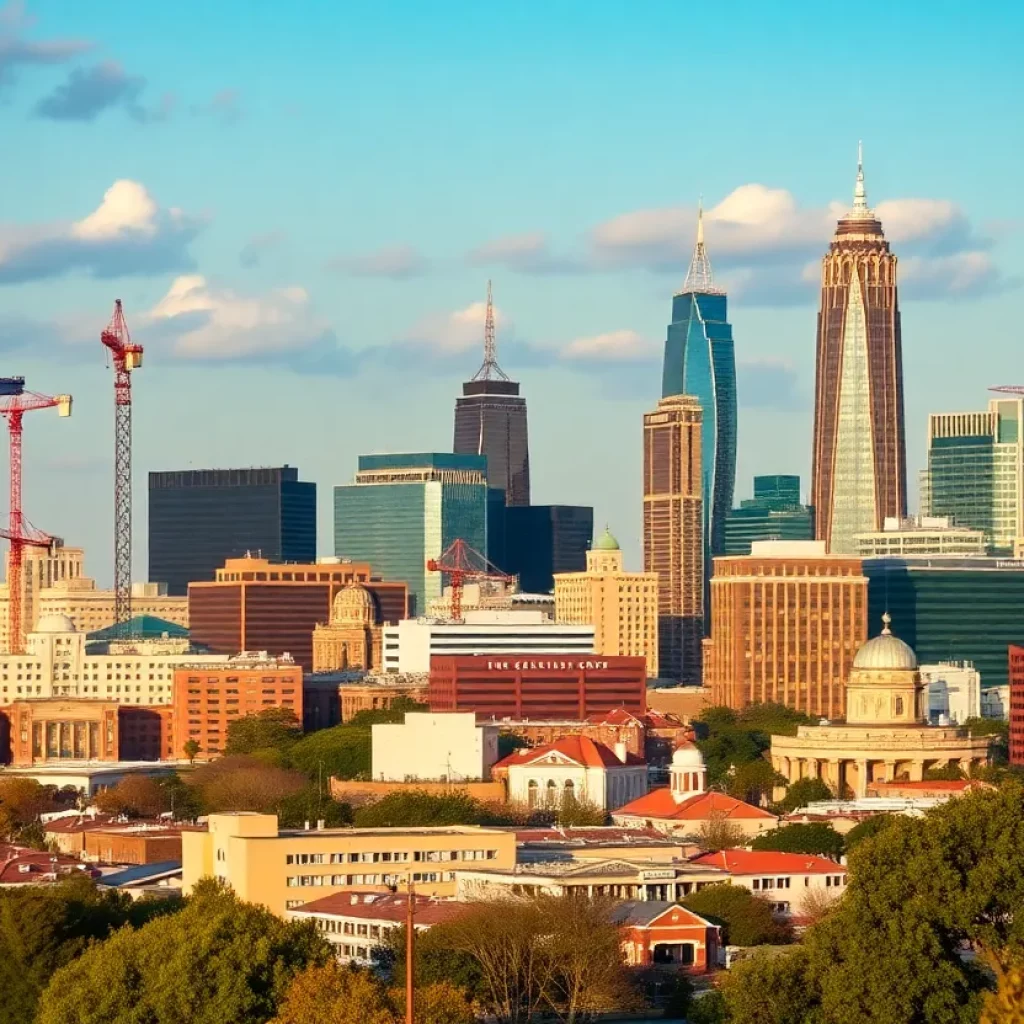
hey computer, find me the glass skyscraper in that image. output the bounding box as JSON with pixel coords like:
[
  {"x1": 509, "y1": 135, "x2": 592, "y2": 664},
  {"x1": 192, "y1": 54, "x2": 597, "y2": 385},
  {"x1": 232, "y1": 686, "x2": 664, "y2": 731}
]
[
  {"x1": 661, "y1": 206, "x2": 737, "y2": 563},
  {"x1": 334, "y1": 453, "x2": 488, "y2": 616},
  {"x1": 724, "y1": 475, "x2": 814, "y2": 556}
]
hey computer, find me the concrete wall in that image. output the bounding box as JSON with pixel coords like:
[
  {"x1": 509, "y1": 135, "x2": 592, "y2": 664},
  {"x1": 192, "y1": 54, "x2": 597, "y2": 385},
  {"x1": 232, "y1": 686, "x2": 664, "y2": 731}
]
[{"x1": 371, "y1": 712, "x2": 498, "y2": 781}]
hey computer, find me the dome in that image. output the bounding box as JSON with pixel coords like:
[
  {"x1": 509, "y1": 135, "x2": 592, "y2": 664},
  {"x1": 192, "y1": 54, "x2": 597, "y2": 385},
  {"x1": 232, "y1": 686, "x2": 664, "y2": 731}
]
[
  {"x1": 594, "y1": 526, "x2": 620, "y2": 551},
  {"x1": 34, "y1": 613, "x2": 77, "y2": 634},
  {"x1": 852, "y1": 613, "x2": 918, "y2": 671},
  {"x1": 671, "y1": 741, "x2": 704, "y2": 769},
  {"x1": 331, "y1": 584, "x2": 376, "y2": 625}
]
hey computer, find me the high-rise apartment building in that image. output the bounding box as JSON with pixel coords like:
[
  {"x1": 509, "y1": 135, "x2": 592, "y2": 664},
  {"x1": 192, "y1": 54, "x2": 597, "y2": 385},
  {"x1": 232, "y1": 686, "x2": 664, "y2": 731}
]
[
  {"x1": 149, "y1": 467, "x2": 316, "y2": 596},
  {"x1": 661, "y1": 207, "x2": 736, "y2": 561},
  {"x1": 554, "y1": 527, "x2": 659, "y2": 679},
  {"x1": 643, "y1": 395, "x2": 703, "y2": 683},
  {"x1": 334, "y1": 454, "x2": 487, "y2": 616},
  {"x1": 453, "y1": 282, "x2": 530, "y2": 507},
  {"x1": 922, "y1": 394, "x2": 1024, "y2": 554},
  {"x1": 503, "y1": 505, "x2": 593, "y2": 593},
  {"x1": 724, "y1": 475, "x2": 814, "y2": 556},
  {"x1": 703, "y1": 540, "x2": 868, "y2": 718},
  {"x1": 811, "y1": 148, "x2": 907, "y2": 554}
]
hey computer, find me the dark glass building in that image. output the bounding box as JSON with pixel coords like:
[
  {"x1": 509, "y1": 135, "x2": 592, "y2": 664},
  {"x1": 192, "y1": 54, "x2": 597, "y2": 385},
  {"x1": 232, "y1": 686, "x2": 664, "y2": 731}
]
[
  {"x1": 863, "y1": 556, "x2": 1024, "y2": 688},
  {"x1": 661, "y1": 207, "x2": 736, "y2": 562},
  {"x1": 453, "y1": 282, "x2": 531, "y2": 507},
  {"x1": 503, "y1": 505, "x2": 593, "y2": 594},
  {"x1": 724, "y1": 475, "x2": 814, "y2": 556},
  {"x1": 148, "y1": 466, "x2": 316, "y2": 596}
]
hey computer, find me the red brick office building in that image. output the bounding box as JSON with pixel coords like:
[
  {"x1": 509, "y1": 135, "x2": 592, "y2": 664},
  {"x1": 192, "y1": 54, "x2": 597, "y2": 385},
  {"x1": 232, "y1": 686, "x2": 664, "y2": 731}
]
[{"x1": 1010, "y1": 644, "x2": 1024, "y2": 766}]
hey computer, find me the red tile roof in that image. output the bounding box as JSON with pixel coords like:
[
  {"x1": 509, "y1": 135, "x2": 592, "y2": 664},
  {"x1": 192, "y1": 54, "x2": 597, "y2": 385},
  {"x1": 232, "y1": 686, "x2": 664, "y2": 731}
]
[
  {"x1": 690, "y1": 849, "x2": 844, "y2": 876},
  {"x1": 291, "y1": 891, "x2": 467, "y2": 926},
  {"x1": 614, "y1": 788, "x2": 777, "y2": 822},
  {"x1": 494, "y1": 735, "x2": 646, "y2": 769},
  {"x1": 0, "y1": 845, "x2": 97, "y2": 885},
  {"x1": 586, "y1": 708, "x2": 645, "y2": 727}
]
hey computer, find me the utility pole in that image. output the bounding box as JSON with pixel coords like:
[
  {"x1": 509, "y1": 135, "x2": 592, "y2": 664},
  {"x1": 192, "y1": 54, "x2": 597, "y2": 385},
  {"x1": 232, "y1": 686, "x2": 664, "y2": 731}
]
[{"x1": 406, "y1": 880, "x2": 415, "y2": 1024}]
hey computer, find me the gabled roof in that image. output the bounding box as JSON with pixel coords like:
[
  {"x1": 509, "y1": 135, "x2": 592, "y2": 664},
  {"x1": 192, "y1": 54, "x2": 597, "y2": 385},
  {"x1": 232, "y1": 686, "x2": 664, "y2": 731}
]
[
  {"x1": 610, "y1": 900, "x2": 719, "y2": 931},
  {"x1": 587, "y1": 708, "x2": 645, "y2": 728},
  {"x1": 614, "y1": 788, "x2": 777, "y2": 822},
  {"x1": 690, "y1": 849, "x2": 844, "y2": 876},
  {"x1": 493, "y1": 735, "x2": 646, "y2": 769}
]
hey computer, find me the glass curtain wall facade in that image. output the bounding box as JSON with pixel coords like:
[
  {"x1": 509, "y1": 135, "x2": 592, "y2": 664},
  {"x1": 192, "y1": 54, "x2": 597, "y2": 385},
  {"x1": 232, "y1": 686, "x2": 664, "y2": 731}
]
[
  {"x1": 724, "y1": 475, "x2": 814, "y2": 556},
  {"x1": 503, "y1": 505, "x2": 593, "y2": 593},
  {"x1": 334, "y1": 454, "x2": 487, "y2": 616}
]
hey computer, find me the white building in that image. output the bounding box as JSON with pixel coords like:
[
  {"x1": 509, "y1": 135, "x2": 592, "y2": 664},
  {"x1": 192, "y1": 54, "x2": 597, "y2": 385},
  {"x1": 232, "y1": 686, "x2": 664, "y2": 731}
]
[
  {"x1": 372, "y1": 712, "x2": 499, "y2": 782},
  {"x1": 854, "y1": 516, "x2": 986, "y2": 558},
  {"x1": 0, "y1": 615, "x2": 229, "y2": 705},
  {"x1": 982, "y1": 686, "x2": 1009, "y2": 720},
  {"x1": 920, "y1": 661, "x2": 982, "y2": 724},
  {"x1": 493, "y1": 736, "x2": 648, "y2": 812},
  {"x1": 382, "y1": 609, "x2": 594, "y2": 674}
]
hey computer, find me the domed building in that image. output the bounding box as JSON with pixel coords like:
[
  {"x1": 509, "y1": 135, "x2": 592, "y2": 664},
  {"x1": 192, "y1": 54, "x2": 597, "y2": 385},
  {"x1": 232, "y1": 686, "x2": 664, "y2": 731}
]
[
  {"x1": 770, "y1": 614, "x2": 992, "y2": 798},
  {"x1": 311, "y1": 584, "x2": 382, "y2": 672}
]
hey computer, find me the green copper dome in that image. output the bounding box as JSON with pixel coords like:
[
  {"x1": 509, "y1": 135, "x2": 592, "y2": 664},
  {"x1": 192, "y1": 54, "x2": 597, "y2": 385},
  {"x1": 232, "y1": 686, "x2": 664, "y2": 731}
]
[{"x1": 594, "y1": 526, "x2": 620, "y2": 551}]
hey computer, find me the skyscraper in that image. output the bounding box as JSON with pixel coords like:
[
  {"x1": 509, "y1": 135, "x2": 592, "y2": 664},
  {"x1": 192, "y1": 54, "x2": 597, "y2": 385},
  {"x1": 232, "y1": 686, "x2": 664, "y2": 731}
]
[
  {"x1": 503, "y1": 505, "x2": 593, "y2": 593},
  {"x1": 333, "y1": 453, "x2": 488, "y2": 616},
  {"x1": 643, "y1": 394, "x2": 703, "y2": 683},
  {"x1": 148, "y1": 467, "x2": 316, "y2": 596},
  {"x1": 724, "y1": 475, "x2": 814, "y2": 556},
  {"x1": 453, "y1": 282, "x2": 531, "y2": 507},
  {"x1": 661, "y1": 206, "x2": 736, "y2": 561},
  {"x1": 812, "y1": 146, "x2": 907, "y2": 554}
]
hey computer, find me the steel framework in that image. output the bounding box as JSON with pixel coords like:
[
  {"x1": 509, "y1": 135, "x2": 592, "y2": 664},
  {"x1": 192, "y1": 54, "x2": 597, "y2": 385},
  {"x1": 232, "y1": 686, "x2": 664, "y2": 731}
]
[
  {"x1": 426, "y1": 537, "x2": 511, "y2": 621},
  {"x1": 101, "y1": 300, "x2": 143, "y2": 630},
  {"x1": 470, "y1": 280, "x2": 510, "y2": 382}
]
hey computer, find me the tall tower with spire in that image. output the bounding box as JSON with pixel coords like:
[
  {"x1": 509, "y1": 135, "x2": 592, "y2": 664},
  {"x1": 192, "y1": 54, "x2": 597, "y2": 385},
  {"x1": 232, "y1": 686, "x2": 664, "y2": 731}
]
[
  {"x1": 812, "y1": 144, "x2": 906, "y2": 553},
  {"x1": 453, "y1": 280, "x2": 531, "y2": 507},
  {"x1": 661, "y1": 201, "x2": 737, "y2": 582}
]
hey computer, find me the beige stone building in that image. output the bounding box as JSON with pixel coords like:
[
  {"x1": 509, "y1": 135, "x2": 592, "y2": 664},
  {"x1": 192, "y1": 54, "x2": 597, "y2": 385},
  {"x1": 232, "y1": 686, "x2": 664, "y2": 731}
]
[
  {"x1": 0, "y1": 543, "x2": 187, "y2": 651},
  {"x1": 182, "y1": 813, "x2": 517, "y2": 916},
  {"x1": 312, "y1": 583, "x2": 383, "y2": 672},
  {"x1": 555, "y1": 527, "x2": 659, "y2": 678},
  {"x1": 771, "y1": 614, "x2": 993, "y2": 798}
]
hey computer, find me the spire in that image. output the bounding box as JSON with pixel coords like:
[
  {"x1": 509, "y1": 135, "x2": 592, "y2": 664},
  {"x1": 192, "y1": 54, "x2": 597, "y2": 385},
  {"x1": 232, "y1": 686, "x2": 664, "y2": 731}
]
[
  {"x1": 680, "y1": 197, "x2": 722, "y2": 295},
  {"x1": 471, "y1": 279, "x2": 510, "y2": 382},
  {"x1": 881, "y1": 610, "x2": 892, "y2": 635},
  {"x1": 849, "y1": 140, "x2": 874, "y2": 220}
]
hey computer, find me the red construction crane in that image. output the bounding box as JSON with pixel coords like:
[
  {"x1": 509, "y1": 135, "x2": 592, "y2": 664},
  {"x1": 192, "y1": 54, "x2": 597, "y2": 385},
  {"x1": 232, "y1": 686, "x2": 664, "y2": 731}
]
[
  {"x1": 101, "y1": 300, "x2": 143, "y2": 632},
  {"x1": 0, "y1": 378, "x2": 72, "y2": 654},
  {"x1": 426, "y1": 538, "x2": 511, "y2": 621}
]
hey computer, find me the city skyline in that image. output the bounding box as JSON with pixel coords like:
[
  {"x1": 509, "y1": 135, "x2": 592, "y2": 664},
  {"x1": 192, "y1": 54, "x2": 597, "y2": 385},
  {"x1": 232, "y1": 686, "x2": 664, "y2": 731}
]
[{"x1": 0, "y1": 1, "x2": 1021, "y2": 584}]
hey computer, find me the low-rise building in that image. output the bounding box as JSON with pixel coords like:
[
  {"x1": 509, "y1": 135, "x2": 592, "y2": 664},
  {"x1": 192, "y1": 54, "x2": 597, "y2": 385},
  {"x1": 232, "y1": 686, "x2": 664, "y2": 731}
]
[
  {"x1": 182, "y1": 813, "x2": 517, "y2": 917},
  {"x1": 82, "y1": 824, "x2": 194, "y2": 865},
  {"x1": 491, "y1": 736, "x2": 648, "y2": 812},
  {"x1": 0, "y1": 761, "x2": 179, "y2": 797},
  {"x1": 613, "y1": 901, "x2": 720, "y2": 971},
  {"x1": 982, "y1": 684, "x2": 1009, "y2": 720},
  {"x1": 301, "y1": 673, "x2": 429, "y2": 731},
  {"x1": 371, "y1": 712, "x2": 499, "y2": 782},
  {"x1": 920, "y1": 661, "x2": 981, "y2": 724},
  {"x1": 0, "y1": 843, "x2": 98, "y2": 887}
]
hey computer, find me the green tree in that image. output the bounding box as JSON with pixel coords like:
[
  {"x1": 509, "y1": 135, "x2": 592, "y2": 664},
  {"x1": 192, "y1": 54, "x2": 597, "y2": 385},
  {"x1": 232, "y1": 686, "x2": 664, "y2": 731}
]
[
  {"x1": 719, "y1": 947, "x2": 818, "y2": 1024},
  {"x1": 776, "y1": 776, "x2": 834, "y2": 813},
  {"x1": 556, "y1": 792, "x2": 607, "y2": 827},
  {"x1": 682, "y1": 885, "x2": 792, "y2": 947},
  {"x1": 347, "y1": 696, "x2": 428, "y2": 727},
  {"x1": 738, "y1": 702, "x2": 816, "y2": 738},
  {"x1": 497, "y1": 733, "x2": 530, "y2": 758},
  {"x1": 389, "y1": 979, "x2": 476, "y2": 1024},
  {"x1": 924, "y1": 762, "x2": 969, "y2": 781},
  {"x1": 276, "y1": 784, "x2": 352, "y2": 829},
  {"x1": 288, "y1": 724, "x2": 373, "y2": 781},
  {"x1": 726, "y1": 759, "x2": 787, "y2": 805},
  {"x1": 94, "y1": 776, "x2": 169, "y2": 818},
  {"x1": 750, "y1": 822, "x2": 844, "y2": 858},
  {"x1": 36, "y1": 879, "x2": 331, "y2": 1024},
  {"x1": 354, "y1": 790, "x2": 484, "y2": 828},
  {"x1": 697, "y1": 812, "x2": 746, "y2": 853},
  {"x1": 0, "y1": 875, "x2": 176, "y2": 1024},
  {"x1": 842, "y1": 812, "x2": 896, "y2": 850},
  {"x1": 225, "y1": 707, "x2": 302, "y2": 757},
  {"x1": 187, "y1": 754, "x2": 307, "y2": 814},
  {"x1": 378, "y1": 924, "x2": 483, "y2": 999},
  {"x1": 183, "y1": 739, "x2": 200, "y2": 764},
  {"x1": 688, "y1": 989, "x2": 728, "y2": 1024}
]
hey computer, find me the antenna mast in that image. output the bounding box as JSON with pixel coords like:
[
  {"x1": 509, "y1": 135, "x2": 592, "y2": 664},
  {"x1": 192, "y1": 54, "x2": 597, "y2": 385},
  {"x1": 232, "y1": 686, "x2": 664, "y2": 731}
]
[{"x1": 471, "y1": 281, "x2": 510, "y2": 382}]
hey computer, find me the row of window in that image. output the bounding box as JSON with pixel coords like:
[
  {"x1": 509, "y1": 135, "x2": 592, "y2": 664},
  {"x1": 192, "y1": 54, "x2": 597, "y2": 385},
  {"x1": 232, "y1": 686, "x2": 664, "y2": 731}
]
[
  {"x1": 285, "y1": 849, "x2": 497, "y2": 866},
  {"x1": 287, "y1": 872, "x2": 453, "y2": 887}
]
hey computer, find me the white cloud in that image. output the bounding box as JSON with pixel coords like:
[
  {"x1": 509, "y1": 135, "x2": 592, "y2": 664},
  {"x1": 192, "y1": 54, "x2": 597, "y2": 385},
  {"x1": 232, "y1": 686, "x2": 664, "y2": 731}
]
[
  {"x1": 873, "y1": 198, "x2": 965, "y2": 245},
  {"x1": 147, "y1": 275, "x2": 331, "y2": 359},
  {"x1": 899, "y1": 251, "x2": 1003, "y2": 297},
  {"x1": 71, "y1": 180, "x2": 159, "y2": 240},
  {"x1": 402, "y1": 299, "x2": 507, "y2": 356},
  {"x1": 561, "y1": 329, "x2": 658, "y2": 364}
]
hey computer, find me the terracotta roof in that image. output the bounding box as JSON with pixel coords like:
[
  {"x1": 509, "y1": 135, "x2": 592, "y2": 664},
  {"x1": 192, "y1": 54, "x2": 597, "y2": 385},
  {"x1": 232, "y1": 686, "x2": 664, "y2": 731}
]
[
  {"x1": 291, "y1": 891, "x2": 467, "y2": 926},
  {"x1": 610, "y1": 900, "x2": 719, "y2": 931},
  {"x1": 690, "y1": 849, "x2": 845, "y2": 876},
  {"x1": 43, "y1": 815, "x2": 119, "y2": 834},
  {"x1": 586, "y1": 708, "x2": 645, "y2": 727},
  {"x1": 614, "y1": 788, "x2": 777, "y2": 822},
  {"x1": 493, "y1": 735, "x2": 646, "y2": 769},
  {"x1": 0, "y1": 845, "x2": 96, "y2": 885}
]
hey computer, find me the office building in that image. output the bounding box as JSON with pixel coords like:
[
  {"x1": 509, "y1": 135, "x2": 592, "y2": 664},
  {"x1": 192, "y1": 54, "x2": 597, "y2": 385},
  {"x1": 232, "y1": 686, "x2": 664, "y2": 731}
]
[
  {"x1": 724, "y1": 475, "x2": 814, "y2": 556},
  {"x1": 643, "y1": 394, "x2": 703, "y2": 683},
  {"x1": 453, "y1": 282, "x2": 530, "y2": 507},
  {"x1": 982, "y1": 686, "x2": 1009, "y2": 720},
  {"x1": 371, "y1": 712, "x2": 499, "y2": 782},
  {"x1": 1009, "y1": 646, "x2": 1024, "y2": 765},
  {"x1": 382, "y1": 609, "x2": 594, "y2": 674},
  {"x1": 554, "y1": 526, "x2": 659, "y2": 678},
  {"x1": 811, "y1": 148, "x2": 907, "y2": 553},
  {"x1": 920, "y1": 662, "x2": 982, "y2": 725},
  {"x1": 149, "y1": 467, "x2": 316, "y2": 596},
  {"x1": 923, "y1": 394, "x2": 1024, "y2": 553},
  {"x1": 302, "y1": 676, "x2": 429, "y2": 732},
  {"x1": 855, "y1": 516, "x2": 986, "y2": 558},
  {"x1": 172, "y1": 654, "x2": 302, "y2": 758},
  {"x1": 863, "y1": 557, "x2": 1024, "y2": 688},
  {"x1": 703, "y1": 541, "x2": 867, "y2": 718},
  {"x1": 182, "y1": 813, "x2": 517, "y2": 916},
  {"x1": 429, "y1": 654, "x2": 647, "y2": 718},
  {"x1": 661, "y1": 206, "x2": 736, "y2": 561},
  {"x1": 335, "y1": 454, "x2": 488, "y2": 616},
  {"x1": 188, "y1": 556, "x2": 406, "y2": 672},
  {"x1": 502, "y1": 505, "x2": 593, "y2": 593},
  {"x1": 771, "y1": 617, "x2": 992, "y2": 795}
]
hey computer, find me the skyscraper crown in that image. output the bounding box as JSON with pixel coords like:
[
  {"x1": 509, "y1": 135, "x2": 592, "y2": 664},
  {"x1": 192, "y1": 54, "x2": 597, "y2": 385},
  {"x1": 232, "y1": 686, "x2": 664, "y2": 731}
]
[
  {"x1": 847, "y1": 140, "x2": 876, "y2": 222},
  {"x1": 679, "y1": 200, "x2": 724, "y2": 296},
  {"x1": 471, "y1": 280, "x2": 510, "y2": 382}
]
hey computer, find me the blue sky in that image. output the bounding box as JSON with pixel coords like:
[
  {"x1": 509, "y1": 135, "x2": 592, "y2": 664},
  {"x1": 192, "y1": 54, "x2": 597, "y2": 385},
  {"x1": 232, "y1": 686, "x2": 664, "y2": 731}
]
[{"x1": 1, "y1": 0, "x2": 1022, "y2": 584}]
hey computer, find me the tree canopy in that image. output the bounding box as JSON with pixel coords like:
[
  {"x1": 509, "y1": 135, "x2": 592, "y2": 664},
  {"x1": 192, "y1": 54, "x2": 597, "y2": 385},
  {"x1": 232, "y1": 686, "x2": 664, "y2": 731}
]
[
  {"x1": 225, "y1": 707, "x2": 302, "y2": 757},
  {"x1": 353, "y1": 790, "x2": 484, "y2": 828},
  {"x1": 288, "y1": 723, "x2": 372, "y2": 781},
  {"x1": 0, "y1": 777, "x2": 61, "y2": 842},
  {"x1": 750, "y1": 822, "x2": 844, "y2": 858},
  {"x1": 346, "y1": 696, "x2": 428, "y2": 727},
  {"x1": 682, "y1": 885, "x2": 792, "y2": 948},
  {"x1": 775, "y1": 777, "x2": 834, "y2": 813},
  {"x1": 94, "y1": 776, "x2": 171, "y2": 818},
  {"x1": 842, "y1": 813, "x2": 896, "y2": 850}
]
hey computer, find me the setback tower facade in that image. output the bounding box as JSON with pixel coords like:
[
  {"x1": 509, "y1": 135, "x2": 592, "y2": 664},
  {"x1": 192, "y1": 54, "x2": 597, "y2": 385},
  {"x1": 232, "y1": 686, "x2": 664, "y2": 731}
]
[
  {"x1": 812, "y1": 146, "x2": 907, "y2": 554},
  {"x1": 453, "y1": 281, "x2": 531, "y2": 507}
]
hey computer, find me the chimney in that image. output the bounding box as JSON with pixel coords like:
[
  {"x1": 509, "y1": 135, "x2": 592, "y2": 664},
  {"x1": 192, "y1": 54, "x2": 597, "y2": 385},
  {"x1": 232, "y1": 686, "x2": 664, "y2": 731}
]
[{"x1": 614, "y1": 741, "x2": 628, "y2": 764}]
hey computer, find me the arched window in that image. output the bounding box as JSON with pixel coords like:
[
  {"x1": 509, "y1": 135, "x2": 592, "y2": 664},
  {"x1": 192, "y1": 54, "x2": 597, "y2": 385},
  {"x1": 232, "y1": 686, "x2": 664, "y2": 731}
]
[
  {"x1": 564, "y1": 779, "x2": 575, "y2": 796},
  {"x1": 527, "y1": 780, "x2": 539, "y2": 808},
  {"x1": 547, "y1": 780, "x2": 558, "y2": 806}
]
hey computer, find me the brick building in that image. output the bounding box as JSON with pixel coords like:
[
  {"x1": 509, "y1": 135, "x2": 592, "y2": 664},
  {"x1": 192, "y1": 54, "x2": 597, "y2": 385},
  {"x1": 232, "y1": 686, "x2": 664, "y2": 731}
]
[
  {"x1": 188, "y1": 556, "x2": 407, "y2": 671},
  {"x1": 429, "y1": 655, "x2": 646, "y2": 719},
  {"x1": 83, "y1": 825, "x2": 192, "y2": 865},
  {"x1": 613, "y1": 901, "x2": 720, "y2": 970},
  {"x1": 1010, "y1": 644, "x2": 1024, "y2": 766}
]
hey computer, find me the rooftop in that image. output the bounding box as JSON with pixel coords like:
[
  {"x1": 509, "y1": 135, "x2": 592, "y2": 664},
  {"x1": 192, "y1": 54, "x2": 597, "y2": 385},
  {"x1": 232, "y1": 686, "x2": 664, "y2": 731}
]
[
  {"x1": 690, "y1": 849, "x2": 845, "y2": 876},
  {"x1": 87, "y1": 616, "x2": 189, "y2": 642},
  {"x1": 494, "y1": 735, "x2": 645, "y2": 769},
  {"x1": 290, "y1": 890, "x2": 468, "y2": 926},
  {"x1": 615, "y1": 789, "x2": 777, "y2": 822}
]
